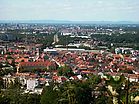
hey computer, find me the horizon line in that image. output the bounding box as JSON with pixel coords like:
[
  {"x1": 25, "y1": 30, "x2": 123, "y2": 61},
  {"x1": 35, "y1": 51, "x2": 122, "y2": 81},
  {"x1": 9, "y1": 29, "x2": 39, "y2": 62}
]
[{"x1": 0, "y1": 20, "x2": 139, "y2": 24}]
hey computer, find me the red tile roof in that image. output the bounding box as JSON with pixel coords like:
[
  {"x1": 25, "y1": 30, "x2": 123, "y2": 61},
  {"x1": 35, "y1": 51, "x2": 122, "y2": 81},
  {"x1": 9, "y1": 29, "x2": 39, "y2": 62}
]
[{"x1": 19, "y1": 61, "x2": 55, "y2": 67}]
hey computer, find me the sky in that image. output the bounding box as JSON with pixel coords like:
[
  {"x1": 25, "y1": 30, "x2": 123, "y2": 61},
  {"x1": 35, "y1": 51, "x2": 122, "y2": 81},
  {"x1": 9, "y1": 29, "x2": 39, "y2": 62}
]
[{"x1": 0, "y1": 0, "x2": 139, "y2": 21}]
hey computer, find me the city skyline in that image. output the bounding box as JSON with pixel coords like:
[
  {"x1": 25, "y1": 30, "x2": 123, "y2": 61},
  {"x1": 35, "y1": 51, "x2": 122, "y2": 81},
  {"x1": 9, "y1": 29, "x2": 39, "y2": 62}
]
[{"x1": 0, "y1": 0, "x2": 139, "y2": 22}]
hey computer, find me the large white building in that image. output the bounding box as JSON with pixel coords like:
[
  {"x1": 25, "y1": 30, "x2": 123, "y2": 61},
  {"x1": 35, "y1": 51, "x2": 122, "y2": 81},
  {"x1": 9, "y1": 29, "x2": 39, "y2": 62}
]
[{"x1": 27, "y1": 79, "x2": 38, "y2": 91}]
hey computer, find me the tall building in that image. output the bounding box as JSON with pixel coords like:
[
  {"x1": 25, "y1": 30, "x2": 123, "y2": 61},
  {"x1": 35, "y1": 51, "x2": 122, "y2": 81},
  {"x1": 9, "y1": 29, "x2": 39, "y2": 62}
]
[{"x1": 53, "y1": 34, "x2": 59, "y2": 44}]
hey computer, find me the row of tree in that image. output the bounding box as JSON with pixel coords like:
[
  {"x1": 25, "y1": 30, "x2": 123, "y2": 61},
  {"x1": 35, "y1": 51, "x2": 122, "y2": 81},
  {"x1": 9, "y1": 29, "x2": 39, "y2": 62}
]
[
  {"x1": 0, "y1": 74, "x2": 139, "y2": 104},
  {"x1": 41, "y1": 75, "x2": 139, "y2": 104}
]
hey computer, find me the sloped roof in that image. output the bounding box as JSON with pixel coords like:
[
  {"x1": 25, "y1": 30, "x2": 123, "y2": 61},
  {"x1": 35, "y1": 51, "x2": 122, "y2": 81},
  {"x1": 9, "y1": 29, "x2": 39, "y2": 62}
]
[{"x1": 19, "y1": 61, "x2": 55, "y2": 67}]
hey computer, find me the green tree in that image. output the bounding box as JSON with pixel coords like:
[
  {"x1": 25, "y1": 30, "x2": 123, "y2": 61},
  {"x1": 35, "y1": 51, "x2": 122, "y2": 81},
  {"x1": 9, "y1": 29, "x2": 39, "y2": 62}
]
[
  {"x1": 21, "y1": 93, "x2": 41, "y2": 104},
  {"x1": 0, "y1": 93, "x2": 10, "y2": 104},
  {"x1": 41, "y1": 85, "x2": 59, "y2": 104},
  {"x1": 0, "y1": 77, "x2": 4, "y2": 89},
  {"x1": 2, "y1": 88, "x2": 23, "y2": 104},
  {"x1": 58, "y1": 65, "x2": 74, "y2": 78},
  {"x1": 105, "y1": 75, "x2": 126, "y2": 104},
  {"x1": 75, "y1": 81, "x2": 92, "y2": 104},
  {"x1": 62, "y1": 82, "x2": 77, "y2": 104},
  {"x1": 11, "y1": 59, "x2": 17, "y2": 72}
]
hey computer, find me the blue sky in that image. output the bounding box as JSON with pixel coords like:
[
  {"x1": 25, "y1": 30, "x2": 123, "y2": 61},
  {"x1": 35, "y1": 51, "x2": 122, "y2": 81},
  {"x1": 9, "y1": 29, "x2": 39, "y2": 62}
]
[{"x1": 0, "y1": 0, "x2": 139, "y2": 21}]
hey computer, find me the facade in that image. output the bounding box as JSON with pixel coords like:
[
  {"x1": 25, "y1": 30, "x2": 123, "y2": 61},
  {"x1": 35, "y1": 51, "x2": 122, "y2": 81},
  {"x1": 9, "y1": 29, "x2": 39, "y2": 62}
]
[{"x1": 27, "y1": 78, "x2": 38, "y2": 91}]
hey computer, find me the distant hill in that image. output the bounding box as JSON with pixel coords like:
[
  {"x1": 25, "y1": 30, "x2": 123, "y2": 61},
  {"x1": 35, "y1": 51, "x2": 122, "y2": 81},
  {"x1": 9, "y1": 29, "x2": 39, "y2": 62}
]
[{"x1": 0, "y1": 20, "x2": 139, "y2": 24}]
